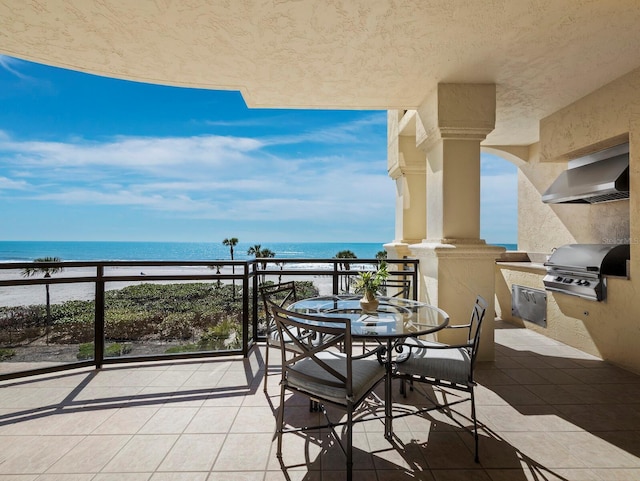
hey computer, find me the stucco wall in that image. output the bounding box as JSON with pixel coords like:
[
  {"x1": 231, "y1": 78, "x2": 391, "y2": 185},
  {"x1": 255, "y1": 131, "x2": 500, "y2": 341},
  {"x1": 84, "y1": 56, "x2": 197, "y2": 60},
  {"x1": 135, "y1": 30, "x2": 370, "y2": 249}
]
[{"x1": 495, "y1": 67, "x2": 640, "y2": 374}]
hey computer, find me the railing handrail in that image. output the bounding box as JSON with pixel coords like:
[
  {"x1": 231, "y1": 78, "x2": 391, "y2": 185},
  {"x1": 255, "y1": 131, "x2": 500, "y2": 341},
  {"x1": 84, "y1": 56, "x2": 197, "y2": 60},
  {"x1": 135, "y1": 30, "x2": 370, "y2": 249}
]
[{"x1": 0, "y1": 257, "x2": 419, "y2": 381}]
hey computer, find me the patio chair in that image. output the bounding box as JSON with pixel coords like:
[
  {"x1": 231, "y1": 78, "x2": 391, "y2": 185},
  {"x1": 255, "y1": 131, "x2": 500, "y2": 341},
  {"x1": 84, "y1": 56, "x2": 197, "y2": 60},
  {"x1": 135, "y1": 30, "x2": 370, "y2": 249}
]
[
  {"x1": 393, "y1": 295, "x2": 488, "y2": 462},
  {"x1": 381, "y1": 277, "x2": 412, "y2": 298},
  {"x1": 269, "y1": 301, "x2": 386, "y2": 481},
  {"x1": 260, "y1": 281, "x2": 301, "y2": 392}
]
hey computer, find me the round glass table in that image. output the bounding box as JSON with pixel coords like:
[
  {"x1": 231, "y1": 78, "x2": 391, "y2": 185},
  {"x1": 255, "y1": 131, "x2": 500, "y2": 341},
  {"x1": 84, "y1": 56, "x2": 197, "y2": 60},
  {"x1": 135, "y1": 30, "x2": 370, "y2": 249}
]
[{"x1": 289, "y1": 294, "x2": 450, "y2": 438}]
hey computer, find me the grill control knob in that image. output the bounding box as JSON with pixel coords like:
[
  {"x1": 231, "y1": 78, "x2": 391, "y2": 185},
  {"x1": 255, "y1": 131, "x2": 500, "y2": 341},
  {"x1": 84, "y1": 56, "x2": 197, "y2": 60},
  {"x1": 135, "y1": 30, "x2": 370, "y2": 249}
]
[{"x1": 555, "y1": 276, "x2": 563, "y2": 282}]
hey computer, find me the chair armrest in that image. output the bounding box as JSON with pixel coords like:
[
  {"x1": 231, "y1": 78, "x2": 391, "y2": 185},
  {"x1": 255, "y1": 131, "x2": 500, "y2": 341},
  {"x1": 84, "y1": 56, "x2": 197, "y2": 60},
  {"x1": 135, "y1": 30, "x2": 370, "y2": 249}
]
[{"x1": 445, "y1": 323, "x2": 471, "y2": 329}]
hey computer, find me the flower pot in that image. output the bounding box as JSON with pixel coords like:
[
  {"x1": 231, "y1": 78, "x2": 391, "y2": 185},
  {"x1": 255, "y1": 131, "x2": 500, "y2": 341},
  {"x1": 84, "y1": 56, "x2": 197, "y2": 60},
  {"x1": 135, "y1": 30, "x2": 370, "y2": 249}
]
[{"x1": 359, "y1": 291, "x2": 379, "y2": 313}]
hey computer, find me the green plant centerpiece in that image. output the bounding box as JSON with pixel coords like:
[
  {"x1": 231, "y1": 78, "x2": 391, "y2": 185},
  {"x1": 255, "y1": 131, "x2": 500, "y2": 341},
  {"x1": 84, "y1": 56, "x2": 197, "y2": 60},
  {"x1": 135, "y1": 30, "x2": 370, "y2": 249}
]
[{"x1": 353, "y1": 261, "x2": 388, "y2": 313}]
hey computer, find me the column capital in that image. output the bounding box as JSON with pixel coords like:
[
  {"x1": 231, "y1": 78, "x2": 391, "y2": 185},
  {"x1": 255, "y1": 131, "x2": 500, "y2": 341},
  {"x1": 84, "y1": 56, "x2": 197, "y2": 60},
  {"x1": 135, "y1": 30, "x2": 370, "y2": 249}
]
[{"x1": 416, "y1": 83, "x2": 496, "y2": 153}]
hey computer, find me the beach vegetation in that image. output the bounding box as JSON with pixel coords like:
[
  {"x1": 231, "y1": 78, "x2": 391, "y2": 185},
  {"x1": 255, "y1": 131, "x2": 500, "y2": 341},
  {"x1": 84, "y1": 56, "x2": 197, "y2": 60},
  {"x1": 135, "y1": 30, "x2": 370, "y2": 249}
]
[
  {"x1": 77, "y1": 342, "x2": 132, "y2": 360},
  {"x1": 0, "y1": 348, "x2": 15, "y2": 360},
  {"x1": 0, "y1": 305, "x2": 45, "y2": 344},
  {"x1": 21, "y1": 257, "x2": 64, "y2": 344},
  {"x1": 0, "y1": 279, "x2": 318, "y2": 360}
]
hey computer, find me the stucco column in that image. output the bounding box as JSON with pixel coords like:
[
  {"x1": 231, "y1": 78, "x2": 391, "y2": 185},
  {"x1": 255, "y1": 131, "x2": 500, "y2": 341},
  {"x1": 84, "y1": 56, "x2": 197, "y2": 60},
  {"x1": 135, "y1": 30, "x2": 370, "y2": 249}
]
[
  {"x1": 385, "y1": 111, "x2": 427, "y2": 260},
  {"x1": 411, "y1": 84, "x2": 505, "y2": 361}
]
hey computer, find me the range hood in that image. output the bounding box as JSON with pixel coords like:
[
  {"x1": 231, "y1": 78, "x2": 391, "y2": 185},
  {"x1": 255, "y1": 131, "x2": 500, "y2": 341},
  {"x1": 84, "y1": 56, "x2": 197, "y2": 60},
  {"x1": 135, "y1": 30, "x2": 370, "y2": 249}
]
[{"x1": 542, "y1": 143, "x2": 629, "y2": 204}]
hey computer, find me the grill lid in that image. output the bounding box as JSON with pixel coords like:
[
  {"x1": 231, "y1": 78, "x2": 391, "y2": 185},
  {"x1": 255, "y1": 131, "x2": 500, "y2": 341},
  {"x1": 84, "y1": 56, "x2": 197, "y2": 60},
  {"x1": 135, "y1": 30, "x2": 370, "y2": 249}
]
[{"x1": 545, "y1": 244, "x2": 630, "y2": 275}]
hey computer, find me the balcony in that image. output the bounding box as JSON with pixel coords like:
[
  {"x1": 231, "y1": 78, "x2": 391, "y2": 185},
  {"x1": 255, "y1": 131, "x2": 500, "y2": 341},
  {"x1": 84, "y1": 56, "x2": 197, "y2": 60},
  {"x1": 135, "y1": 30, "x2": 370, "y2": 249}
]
[
  {"x1": 1, "y1": 259, "x2": 640, "y2": 479},
  {"x1": 1, "y1": 321, "x2": 639, "y2": 479}
]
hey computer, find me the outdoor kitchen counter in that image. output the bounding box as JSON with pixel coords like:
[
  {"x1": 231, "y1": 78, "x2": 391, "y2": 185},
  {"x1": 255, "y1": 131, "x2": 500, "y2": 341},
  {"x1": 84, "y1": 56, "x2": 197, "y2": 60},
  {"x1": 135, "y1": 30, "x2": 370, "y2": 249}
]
[{"x1": 496, "y1": 251, "x2": 547, "y2": 273}]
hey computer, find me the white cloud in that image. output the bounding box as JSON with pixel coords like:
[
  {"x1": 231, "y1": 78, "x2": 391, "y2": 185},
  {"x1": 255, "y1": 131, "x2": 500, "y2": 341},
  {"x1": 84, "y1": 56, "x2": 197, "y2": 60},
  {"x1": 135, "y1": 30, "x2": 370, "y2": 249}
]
[
  {"x1": 0, "y1": 176, "x2": 29, "y2": 190},
  {"x1": 0, "y1": 55, "x2": 31, "y2": 80}
]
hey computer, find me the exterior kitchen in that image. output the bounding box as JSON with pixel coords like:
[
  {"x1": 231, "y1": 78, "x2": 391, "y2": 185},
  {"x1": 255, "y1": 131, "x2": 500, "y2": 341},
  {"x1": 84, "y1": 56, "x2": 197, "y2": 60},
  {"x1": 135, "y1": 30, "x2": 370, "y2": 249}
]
[{"x1": 495, "y1": 67, "x2": 640, "y2": 374}]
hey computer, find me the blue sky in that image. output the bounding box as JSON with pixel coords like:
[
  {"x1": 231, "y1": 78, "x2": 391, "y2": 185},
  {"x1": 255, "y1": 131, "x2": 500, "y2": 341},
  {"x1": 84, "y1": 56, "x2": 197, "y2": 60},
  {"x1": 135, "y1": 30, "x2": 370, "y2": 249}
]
[{"x1": 0, "y1": 55, "x2": 517, "y2": 244}]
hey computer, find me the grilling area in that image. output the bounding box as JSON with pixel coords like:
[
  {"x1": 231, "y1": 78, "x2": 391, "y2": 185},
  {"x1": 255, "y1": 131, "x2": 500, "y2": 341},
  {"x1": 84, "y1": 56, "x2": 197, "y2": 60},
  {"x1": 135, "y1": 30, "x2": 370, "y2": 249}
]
[{"x1": 2, "y1": 323, "x2": 640, "y2": 480}]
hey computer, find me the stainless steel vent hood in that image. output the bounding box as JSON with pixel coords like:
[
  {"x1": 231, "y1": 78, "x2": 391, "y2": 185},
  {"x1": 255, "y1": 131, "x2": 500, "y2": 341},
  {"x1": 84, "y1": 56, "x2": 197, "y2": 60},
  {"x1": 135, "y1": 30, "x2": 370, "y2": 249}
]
[{"x1": 542, "y1": 143, "x2": 629, "y2": 204}]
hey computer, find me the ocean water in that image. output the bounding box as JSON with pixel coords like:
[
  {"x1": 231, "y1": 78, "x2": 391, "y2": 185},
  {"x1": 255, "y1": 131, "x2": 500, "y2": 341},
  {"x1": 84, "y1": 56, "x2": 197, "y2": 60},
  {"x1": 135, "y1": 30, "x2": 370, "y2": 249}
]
[{"x1": 0, "y1": 240, "x2": 517, "y2": 263}]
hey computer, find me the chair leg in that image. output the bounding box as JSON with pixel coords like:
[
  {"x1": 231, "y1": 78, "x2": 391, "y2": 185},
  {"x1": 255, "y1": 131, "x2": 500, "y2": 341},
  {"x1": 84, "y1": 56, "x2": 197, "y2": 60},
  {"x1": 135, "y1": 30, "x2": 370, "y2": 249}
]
[
  {"x1": 471, "y1": 388, "x2": 479, "y2": 463},
  {"x1": 263, "y1": 343, "x2": 270, "y2": 392},
  {"x1": 346, "y1": 404, "x2": 353, "y2": 481},
  {"x1": 276, "y1": 380, "x2": 286, "y2": 458}
]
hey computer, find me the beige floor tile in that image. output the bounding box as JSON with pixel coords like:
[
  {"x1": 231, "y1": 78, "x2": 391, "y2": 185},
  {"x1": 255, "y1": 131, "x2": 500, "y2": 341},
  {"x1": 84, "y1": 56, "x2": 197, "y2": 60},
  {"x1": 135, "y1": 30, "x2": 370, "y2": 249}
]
[
  {"x1": 150, "y1": 474, "x2": 209, "y2": 481},
  {"x1": 137, "y1": 407, "x2": 199, "y2": 434},
  {"x1": 431, "y1": 469, "x2": 492, "y2": 481},
  {"x1": 101, "y1": 434, "x2": 178, "y2": 472},
  {"x1": 157, "y1": 434, "x2": 225, "y2": 471},
  {"x1": 46, "y1": 434, "x2": 131, "y2": 473},
  {"x1": 91, "y1": 406, "x2": 159, "y2": 434},
  {"x1": 92, "y1": 474, "x2": 152, "y2": 481},
  {"x1": 377, "y1": 470, "x2": 435, "y2": 481},
  {"x1": 0, "y1": 435, "x2": 82, "y2": 474},
  {"x1": 34, "y1": 475, "x2": 95, "y2": 481},
  {"x1": 145, "y1": 370, "x2": 193, "y2": 387},
  {"x1": 212, "y1": 432, "x2": 273, "y2": 471},
  {"x1": 552, "y1": 431, "x2": 640, "y2": 468},
  {"x1": 266, "y1": 429, "x2": 323, "y2": 471},
  {"x1": 202, "y1": 392, "x2": 247, "y2": 407},
  {"x1": 181, "y1": 371, "x2": 227, "y2": 388},
  {"x1": 590, "y1": 468, "x2": 640, "y2": 480},
  {"x1": 184, "y1": 406, "x2": 240, "y2": 433},
  {"x1": 500, "y1": 432, "x2": 586, "y2": 468},
  {"x1": 229, "y1": 405, "x2": 277, "y2": 433},
  {"x1": 207, "y1": 472, "x2": 264, "y2": 481}
]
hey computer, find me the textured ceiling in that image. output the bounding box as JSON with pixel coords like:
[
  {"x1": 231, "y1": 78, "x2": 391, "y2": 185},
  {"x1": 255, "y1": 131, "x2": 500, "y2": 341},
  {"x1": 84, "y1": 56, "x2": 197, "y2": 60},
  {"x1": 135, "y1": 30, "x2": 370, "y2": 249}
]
[{"x1": 1, "y1": 0, "x2": 640, "y2": 145}]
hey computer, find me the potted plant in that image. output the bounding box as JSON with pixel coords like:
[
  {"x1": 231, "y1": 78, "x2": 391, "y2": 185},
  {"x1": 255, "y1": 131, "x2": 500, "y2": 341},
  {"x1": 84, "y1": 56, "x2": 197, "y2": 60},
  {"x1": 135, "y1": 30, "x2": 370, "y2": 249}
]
[{"x1": 353, "y1": 261, "x2": 389, "y2": 312}]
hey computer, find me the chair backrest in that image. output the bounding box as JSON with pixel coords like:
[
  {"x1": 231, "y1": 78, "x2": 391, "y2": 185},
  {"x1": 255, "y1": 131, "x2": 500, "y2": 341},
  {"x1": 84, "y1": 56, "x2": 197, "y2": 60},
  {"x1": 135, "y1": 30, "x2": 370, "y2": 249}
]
[
  {"x1": 381, "y1": 277, "x2": 412, "y2": 299},
  {"x1": 468, "y1": 295, "x2": 488, "y2": 366},
  {"x1": 268, "y1": 300, "x2": 354, "y2": 397},
  {"x1": 260, "y1": 281, "x2": 297, "y2": 327}
]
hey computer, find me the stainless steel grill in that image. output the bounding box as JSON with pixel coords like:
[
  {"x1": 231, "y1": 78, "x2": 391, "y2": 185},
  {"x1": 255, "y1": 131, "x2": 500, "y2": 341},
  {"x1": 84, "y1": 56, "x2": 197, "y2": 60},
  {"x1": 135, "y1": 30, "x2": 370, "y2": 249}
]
[{"x1": 543, "y1": 244, "x2": 630, "y2": 301}]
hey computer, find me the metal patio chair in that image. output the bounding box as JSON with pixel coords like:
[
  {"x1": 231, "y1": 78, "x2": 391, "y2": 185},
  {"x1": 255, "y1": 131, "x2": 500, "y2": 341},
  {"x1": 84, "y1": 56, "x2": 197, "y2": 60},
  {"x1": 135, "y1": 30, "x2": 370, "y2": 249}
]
[
  {"x1": 269, "y1": 301, "x2": 386, "y2": 481},
  {"x1": 393, "y1": 295, "x2": 488, "y2": 462},
  {"x1": 381, "y1": 277, "x2": 412, "y2": 298},
  {"x1": 260, "y1": 281, "x2": 303, "y2": 392}
]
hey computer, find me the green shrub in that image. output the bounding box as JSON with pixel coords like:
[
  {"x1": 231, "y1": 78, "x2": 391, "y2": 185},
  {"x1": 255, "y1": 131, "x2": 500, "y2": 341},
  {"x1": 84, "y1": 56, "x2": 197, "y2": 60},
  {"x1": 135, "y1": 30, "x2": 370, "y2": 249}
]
[
  {"x1": 158, "y1": 313, "x2": 194, "y2": 340},
  {"x1": 0, "y1": 348, "x2": 15, "y2": 360},
  {"x1": 77, "y1": 342, "x2": 132, "y2": 360}
]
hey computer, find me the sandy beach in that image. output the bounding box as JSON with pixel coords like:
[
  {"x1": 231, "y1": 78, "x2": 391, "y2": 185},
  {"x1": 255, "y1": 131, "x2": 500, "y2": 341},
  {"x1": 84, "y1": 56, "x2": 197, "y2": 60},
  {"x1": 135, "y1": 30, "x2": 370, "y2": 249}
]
[{"x1": 0, "y1": 264, "x2": 338, "y2": 308}]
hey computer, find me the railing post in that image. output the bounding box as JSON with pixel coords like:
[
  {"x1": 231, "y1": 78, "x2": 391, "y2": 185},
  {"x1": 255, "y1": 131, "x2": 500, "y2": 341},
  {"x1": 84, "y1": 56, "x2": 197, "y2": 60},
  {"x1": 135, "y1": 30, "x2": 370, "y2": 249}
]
[
  {"x1": 242, "y1": 262, "x2": 250, "y2": 357},
  {"x1": 94, "y1": 264, "x2": 105, "y2": 368},
  {"x1": 332, "y1": 260, "x2": 339, "y2": 294},
  {"x1": 252, "y1": 261, "x2": 259, "y2": 345}
]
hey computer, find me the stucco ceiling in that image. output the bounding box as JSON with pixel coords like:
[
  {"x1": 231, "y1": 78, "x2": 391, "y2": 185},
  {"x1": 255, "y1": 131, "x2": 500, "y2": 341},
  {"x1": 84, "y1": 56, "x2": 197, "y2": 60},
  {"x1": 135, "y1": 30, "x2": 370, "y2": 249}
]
[{"x1": 1, "y1": 0, "x2": 640, "y2": 145}]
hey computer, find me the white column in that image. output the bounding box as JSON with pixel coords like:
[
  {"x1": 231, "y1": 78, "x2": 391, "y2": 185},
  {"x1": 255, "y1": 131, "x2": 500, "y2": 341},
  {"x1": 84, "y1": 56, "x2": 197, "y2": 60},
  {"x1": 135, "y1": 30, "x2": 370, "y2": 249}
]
[
  {"x1": 411, "y1": 84, "x2": 504, "y2": 361},
  {"x1": 386, "y1": 110, "x2": 426, "y2": 261}
]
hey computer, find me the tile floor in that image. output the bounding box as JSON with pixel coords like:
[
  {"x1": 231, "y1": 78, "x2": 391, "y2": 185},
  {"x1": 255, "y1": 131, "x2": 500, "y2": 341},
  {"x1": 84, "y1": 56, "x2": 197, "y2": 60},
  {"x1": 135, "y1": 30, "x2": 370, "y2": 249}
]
[{"x1": 1, "y1": 321, "x2": 640, "y2": 480}]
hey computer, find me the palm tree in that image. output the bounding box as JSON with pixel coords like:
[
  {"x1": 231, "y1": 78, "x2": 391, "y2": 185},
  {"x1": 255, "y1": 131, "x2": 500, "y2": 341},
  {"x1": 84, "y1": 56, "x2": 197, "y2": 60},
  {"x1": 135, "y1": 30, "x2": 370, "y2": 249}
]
[
  {"x1": 376, "y1": 250, "x2": 388, "y2": 260},
  {"x1": 247, "y1": 244, "x2": 262, "y2": 257},
  {"x1": 223, "y1": 237, "x2": 239, "y2": 298},
  {"x1": 259, "y1": 248, "x2": 275, "y2": 283},
  {"x1": 22, "y1": 256, "x2": 64, "y2": 344},
  {"x1": 334, "y1": 250, "x2": 357, "y2": 292}
]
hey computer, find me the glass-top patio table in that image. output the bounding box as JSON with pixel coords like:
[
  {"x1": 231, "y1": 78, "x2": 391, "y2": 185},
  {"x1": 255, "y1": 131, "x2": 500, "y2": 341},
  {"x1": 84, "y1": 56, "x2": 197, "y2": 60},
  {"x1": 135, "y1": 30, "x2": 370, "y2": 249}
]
[{"x1": 289, "y1": 294, "x2": 450, "y2": 438}]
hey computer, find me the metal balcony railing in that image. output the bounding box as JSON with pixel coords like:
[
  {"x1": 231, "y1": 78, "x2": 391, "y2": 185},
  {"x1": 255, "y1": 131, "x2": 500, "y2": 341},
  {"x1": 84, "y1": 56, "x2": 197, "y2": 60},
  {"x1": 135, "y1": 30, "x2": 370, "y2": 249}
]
[{"x1": 0, "y1": 258, "x2": 417, "y2": 381}]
